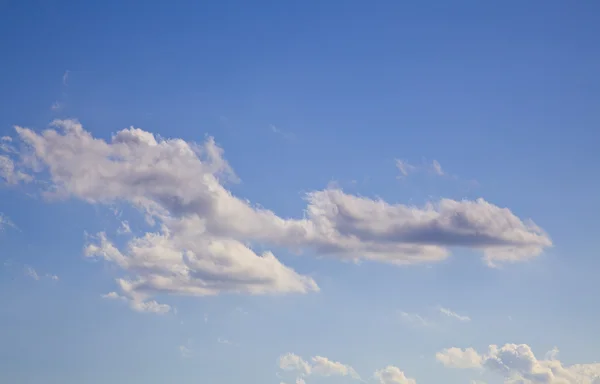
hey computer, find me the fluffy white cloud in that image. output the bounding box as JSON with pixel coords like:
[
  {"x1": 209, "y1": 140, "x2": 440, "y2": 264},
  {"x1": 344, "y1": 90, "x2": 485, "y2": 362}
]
[
  {"x1": 278, "y1": 353, "x2": 360, "y2": 379},
  {"x1": 9, "y1": 120, "x2": 552, "y2": 310},
  {"x1": 374, "y1": 366, "x2": 417, "y2": 384},
  {"x1": 437, "y1": 344, "x2": 600, "y2": 383},
  {"x1": 436, "y1": 347, "x2": 482, "y2": 369},
  {"x1": 279, "y1": 353, "x2": 312, "y2": 376},
  {"x1": 311, "y1": 356, "x2": 360, "y2": 378}
]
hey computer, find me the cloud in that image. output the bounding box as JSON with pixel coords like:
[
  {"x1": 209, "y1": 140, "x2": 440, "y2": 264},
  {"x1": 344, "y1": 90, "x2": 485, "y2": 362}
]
[
  {"x1": 394, "y1": 159, "x2": 445, "y2": 178},
  {"x1": 436, "y1": 344, "x2": 600, "y2": 383},
  {"x1": 117, "y1": 220, "x2": 131, "y2": 235},
  {"x1": 9, "y1": 120, "x2": 552, "y2": 310},
  {"x1": 436, "y1": 347, "x2": 483, "y2": 369},
  {"x1": 431, "y1": 160, "x2": 444, "y2": 176},
  {"x1": 395, "y1": 159, "x2": 417, "y2": 178},
  {"x1": 311, "y1": 356, "x2": 360, "y2": 378},
  {"x1": 179, "y1": 343, "x2": 193, "y2": 358},
  {"x1": 101, "y1": 290, "x2": 171, "y2": 314},
  {"x1": 51, "y1": 101, "x2": 63, "y2": 111},
  {"x1": 279, "y1": 353, "x2": 312, "y2": 376},
  {"x1": 217, "y1": 337, "x2": 234, "y2": 346},
  {"x1": 438, "y1": 307, "x2": 471, "y2": 322},
  {"x1": 399, "y1": 311, "x2": 432, "y2": 327},
  {"x1": 278, "y1": 353, "x2": 360, "y2": 380},
  {"x1": 0, "y1": 214, "x2": 14, "y2": 231},
  {"x1": 62, "y1": 70, "x2": 69, "y2": 85},
  {"x1": 270, "y1": 124, "x2": 295, "y2": 140},
  {"x1": 374, "y1": 366, "x2": 417, "y2": 384},
  {"x1": 24, "y1": 265, "x2": 40, "y2": 280},
  {"x1": 0, "y1": 155, "x2": 32, "y2": 185}
]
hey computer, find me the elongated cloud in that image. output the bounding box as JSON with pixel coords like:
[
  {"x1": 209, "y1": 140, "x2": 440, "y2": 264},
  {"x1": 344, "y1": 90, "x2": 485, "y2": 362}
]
[
  {"x1": 278, "y1": 353, "x2": 360, "y2": 380},
  {"x1": 436, "y1": 344, "x2": 600, "y2": 383},
  {"x1": 8, "y1": 120, "x2": 552, "y2": 310}
]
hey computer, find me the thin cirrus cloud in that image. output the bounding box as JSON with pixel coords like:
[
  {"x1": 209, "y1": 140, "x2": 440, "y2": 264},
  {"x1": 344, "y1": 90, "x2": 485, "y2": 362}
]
[
  {"x1": 436, "y1": 344, "x2": 600, "y2": 383},
  {"x1": 395, "y1": 159, "x2": 445, "y2": 178},
  {"x1": 438, "y1": 307, "x2": 471, "y2": 322},
  {"x1": 2, "y1": 119, "x2": 552, "y2": 312}
]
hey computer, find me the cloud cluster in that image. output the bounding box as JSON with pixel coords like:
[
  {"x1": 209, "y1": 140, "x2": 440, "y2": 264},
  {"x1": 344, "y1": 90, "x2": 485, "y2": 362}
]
[
  {"x1": 279, "y1": 353, "x2": 416, "y2": 384},
  {"x1": 7, "y1": 120, "x2": 552, "y2": 311},
  {"x1": 437, "y1": 344, "x2": 600, "y2": 383}
]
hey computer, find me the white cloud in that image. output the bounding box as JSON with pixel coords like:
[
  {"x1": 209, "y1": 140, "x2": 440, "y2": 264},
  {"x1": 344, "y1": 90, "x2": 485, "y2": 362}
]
[
  {"x1": 395, "y1": 159, "x2": 416, "y2": 178},
  {"x1": 217, "y1": 337, "x2": 233, "y2": 346},
  {"x1": 399, "y1": 311, "x2": 432, "y2": 327},
  {"x1": 62, "y1": 70, "x2": 69, "y2": 85},
  {"x1": 101, "y1": 290, "x2": 171, "y2": 314},
  {"x1": 438, "y1": 306, "x2": 471, "y2": 322},
  {"x1": 1, "y1": 136, "x2": 11, "y2": 142},
  {"x1": 436, "y1": 347, "x2": 482, "y2": 369},
  {"x1": 15, "y1": 264, "x2": 58, "y2": 281},
  {"x1": 279, "y1": 353, "x2": 312, "y2": 376},
  {"x1": 117, "y1": 220, "x2": 131, "y2": 234},
  {"x1": 431, "y1": 160, "x2": 444, "y2": 176},
  {"x1": 311, "y1": 356, "x2": 360, "y2": 378},
  {"x1": 0, "y1": 214, "x2": 13, "y2": 231},
  {"x1": 279, "y1": 353, "x2": 360, "y2": 380},
  {"x1": 374, "y1": 366, "x2": 417, "y2": 384},
  {"x1": 0, "y1": 155, "x2": 32, "y2": 185},
  {"x1": 24, "y1": 265, "x2": 40, "y2": 280},
  {"x1": 436, "y1": 344, "x2": 600, "y2": 383},
  {"x1": 9, "y1": 120, "x2": 552, "y2": 310},
  {"x1": 270, "y1": 124, "x2": 295, "y2": 140},
  {"x1": 51, "y1": 101, "x2": 63, "y2": 111},
  {"x1": 179, "y1": 344, "x2": 193, "y2": 358}
]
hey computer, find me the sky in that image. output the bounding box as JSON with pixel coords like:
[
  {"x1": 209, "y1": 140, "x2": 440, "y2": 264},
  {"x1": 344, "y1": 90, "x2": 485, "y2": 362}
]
[{"x1": 1, "y1": 1, "x2": 599, "y2": 383}]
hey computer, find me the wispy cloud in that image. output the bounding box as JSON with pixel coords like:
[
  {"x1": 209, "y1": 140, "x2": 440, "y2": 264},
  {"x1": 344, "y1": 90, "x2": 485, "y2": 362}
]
[
  {"x1": 398, "y1": 311, "x2": 432, "y2": 327},
  {"x1": 51, "y1": 101, "x2": 63, "y2": 111},
  {"x1": 117, "y1": 221, "x2": 131, "y2": 235},
  {"x1": 62, "y1": 70, "x2": 69, "y2": 85},
  {"x1": 431, "y1": 160, "x2": 444, "y2": 176},
  {"x1": 395, "y1": 159, "x2": 417, "y2": 178},
  {"x1": 217, "y1": 337, "x2": 235, "y2": 346},
  {"x1": 24, "y1": 265, "x2": 40, "y2": 280},
  {"x1": 24, "y1": 265, "x2": 59, "y2": 281},
  {"x1": 394, "y1": 158, "x2": 446, "y2": 178},
  {"x1": 438, "y1": 306, "x2": 471, "y2": 322},
  {"x1": 270, "y1": 124, "x2": 296, "y2": 140},
  {"x1": 179, "y1": 342, "x2": 193, "y2": 358}
]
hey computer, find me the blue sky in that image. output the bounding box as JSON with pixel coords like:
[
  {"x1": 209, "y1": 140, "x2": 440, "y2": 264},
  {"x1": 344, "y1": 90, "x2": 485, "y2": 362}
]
[{"x1": 1, "y1": 1, "x2": 599, "y2": 383}]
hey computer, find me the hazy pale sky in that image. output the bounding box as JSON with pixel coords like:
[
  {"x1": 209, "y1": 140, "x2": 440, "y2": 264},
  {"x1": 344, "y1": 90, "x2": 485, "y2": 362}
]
[{"x1": 1, "y1": 1, "x2": 599, "y2": 383}]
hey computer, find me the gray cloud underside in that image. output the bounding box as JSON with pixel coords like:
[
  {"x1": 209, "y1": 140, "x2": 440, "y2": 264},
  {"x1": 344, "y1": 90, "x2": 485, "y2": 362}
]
[{"x1": 4, "y1": 120, "x2": 552, "y2": 309}]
